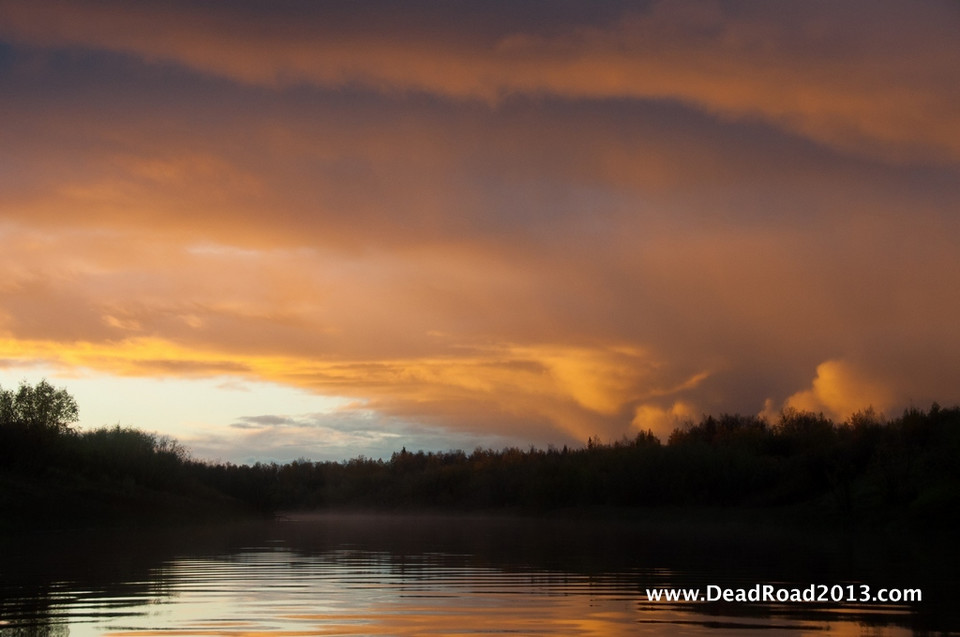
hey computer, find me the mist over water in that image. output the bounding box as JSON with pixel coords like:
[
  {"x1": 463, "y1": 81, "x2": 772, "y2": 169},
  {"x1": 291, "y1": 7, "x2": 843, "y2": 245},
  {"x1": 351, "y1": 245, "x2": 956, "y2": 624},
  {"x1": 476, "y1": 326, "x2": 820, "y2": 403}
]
[{"x1": 1, "y1": 514, "x2": 954, "y2": 636}]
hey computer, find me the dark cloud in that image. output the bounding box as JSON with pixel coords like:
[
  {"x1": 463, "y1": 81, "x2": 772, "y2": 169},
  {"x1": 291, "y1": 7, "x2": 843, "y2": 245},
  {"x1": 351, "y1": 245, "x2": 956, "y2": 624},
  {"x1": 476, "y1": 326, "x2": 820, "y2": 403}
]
[
  {"x1": 2, "y1": 0, "x2": 957, "y2": 161},
  {"x1": 231, "y1": 415, "x2": 298, "y2": 429}
]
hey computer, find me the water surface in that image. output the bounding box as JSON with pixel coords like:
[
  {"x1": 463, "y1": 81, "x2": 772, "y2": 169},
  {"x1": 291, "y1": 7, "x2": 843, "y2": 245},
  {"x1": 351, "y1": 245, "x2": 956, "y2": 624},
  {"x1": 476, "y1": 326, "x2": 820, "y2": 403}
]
[{"x1": 0, "y1": 514, "x2": 954, "y2": 635}]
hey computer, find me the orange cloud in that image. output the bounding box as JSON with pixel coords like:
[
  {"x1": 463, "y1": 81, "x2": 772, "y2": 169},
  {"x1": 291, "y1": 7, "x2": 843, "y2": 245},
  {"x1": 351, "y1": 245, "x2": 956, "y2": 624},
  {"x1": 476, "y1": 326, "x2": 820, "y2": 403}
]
[
  {"x1": 0, "y1": 334, "x2": 690, "y2": 443},
  {"x1": 784, "y1": 360, "x2": 894, "y2": 422},
  {"x1": 1, "y1": 0, "x2": 957, "y2": 162},
  {"x1": 632, "y1": 401, "x2": 698, "y2": 439},
  {"x1": 1, "y1": 1, "x2": 959, "y2": 454}
]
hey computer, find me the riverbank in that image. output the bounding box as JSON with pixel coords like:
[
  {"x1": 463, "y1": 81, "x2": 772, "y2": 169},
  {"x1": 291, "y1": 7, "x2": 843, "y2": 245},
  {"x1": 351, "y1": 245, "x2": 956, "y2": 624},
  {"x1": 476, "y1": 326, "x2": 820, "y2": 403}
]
[{"x1": 3, "y1": 403, "x2": 958, "y2": 533}]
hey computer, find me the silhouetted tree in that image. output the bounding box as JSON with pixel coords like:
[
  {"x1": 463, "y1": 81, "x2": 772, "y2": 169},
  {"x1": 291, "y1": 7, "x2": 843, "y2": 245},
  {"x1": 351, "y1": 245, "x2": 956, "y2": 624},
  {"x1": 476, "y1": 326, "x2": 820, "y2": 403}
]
[
  {"x1": 0, "y1": 379, "x2": 79, "y2": 433},
  {"x1": 3, "y1": 379, "x2": 958, "y2": 527}
]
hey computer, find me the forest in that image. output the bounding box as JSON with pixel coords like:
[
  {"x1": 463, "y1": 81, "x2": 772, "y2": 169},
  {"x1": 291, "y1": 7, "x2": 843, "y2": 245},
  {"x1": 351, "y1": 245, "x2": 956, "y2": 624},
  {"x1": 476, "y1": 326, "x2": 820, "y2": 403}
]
[{"x1": 1, "y1": 380, "x2": 959, "y2": 530}]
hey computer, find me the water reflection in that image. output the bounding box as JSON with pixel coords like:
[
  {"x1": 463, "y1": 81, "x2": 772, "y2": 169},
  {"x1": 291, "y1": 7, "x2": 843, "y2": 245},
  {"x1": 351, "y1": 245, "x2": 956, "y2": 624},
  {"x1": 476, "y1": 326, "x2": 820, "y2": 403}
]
[{"x1": 0, "y1": 514, "x2": 955, "y2": 636}]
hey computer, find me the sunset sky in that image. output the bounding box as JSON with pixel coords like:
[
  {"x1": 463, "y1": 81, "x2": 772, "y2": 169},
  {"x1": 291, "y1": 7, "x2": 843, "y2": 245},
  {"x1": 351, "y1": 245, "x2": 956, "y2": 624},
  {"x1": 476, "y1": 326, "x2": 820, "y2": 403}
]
[{"x1": 1, "y1": 0, "x2": 958, "y2": 463}]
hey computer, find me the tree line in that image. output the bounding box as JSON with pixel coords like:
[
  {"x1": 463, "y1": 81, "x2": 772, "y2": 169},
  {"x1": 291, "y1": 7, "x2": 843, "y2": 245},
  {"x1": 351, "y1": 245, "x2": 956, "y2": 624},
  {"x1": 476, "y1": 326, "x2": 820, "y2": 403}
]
[{"x1": 2, "y1": 380, "x2": 959, "y2": 527}]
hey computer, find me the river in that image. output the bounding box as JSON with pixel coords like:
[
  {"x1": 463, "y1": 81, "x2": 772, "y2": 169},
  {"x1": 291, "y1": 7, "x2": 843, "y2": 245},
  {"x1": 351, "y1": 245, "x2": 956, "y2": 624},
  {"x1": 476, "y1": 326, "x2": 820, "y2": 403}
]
[{"x1": 0, "y1": 513, "x2": 954, "y2": 635}]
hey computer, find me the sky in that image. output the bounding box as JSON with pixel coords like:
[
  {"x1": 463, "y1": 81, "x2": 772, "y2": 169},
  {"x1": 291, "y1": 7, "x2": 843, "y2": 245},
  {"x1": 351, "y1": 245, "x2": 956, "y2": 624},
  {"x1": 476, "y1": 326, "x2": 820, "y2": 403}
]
[{"x1": 1, "y1": 0, "x2": 958, "y2": 464}]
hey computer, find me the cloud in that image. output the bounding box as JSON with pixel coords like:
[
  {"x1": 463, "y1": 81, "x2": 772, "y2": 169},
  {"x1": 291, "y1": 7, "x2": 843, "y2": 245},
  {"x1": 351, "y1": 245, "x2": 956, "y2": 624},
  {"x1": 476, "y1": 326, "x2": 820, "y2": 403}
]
[
  {"x1": 0, "y1": 1, "x2": 958, "y2": 456},
  {"x1": 784, "y1": 360, "x2": 894, "y2": 422},
  {"x1": 196, "y1": 407, "x2": 526, "y2": 464},
  {"x1": 1, "y1": 0, "x2": 958, "y2": 162},
  {"x1": 0, "y1": 332, "x2": 708, "y2": 445},
  {"x1": 632, "y1": 401, "x2": 698, "y2": 439},
  {"x1": 231, "y1": 415, "x2": 299, "y2": 429}
]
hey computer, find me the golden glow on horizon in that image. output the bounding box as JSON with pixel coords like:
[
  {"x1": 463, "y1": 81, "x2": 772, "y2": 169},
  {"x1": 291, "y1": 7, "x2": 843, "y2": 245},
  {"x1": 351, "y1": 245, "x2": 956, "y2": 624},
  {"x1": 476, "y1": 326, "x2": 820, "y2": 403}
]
[{"x1": 0, "y1": 336, "x2": 706, "y2": 440}]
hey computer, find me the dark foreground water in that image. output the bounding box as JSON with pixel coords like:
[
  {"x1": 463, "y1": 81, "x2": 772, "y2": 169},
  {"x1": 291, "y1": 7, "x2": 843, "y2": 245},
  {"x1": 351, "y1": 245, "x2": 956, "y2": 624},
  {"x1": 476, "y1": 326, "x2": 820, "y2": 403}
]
[{"x1": 1, "y1": 513, "x2": 956, "y2": 636}]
